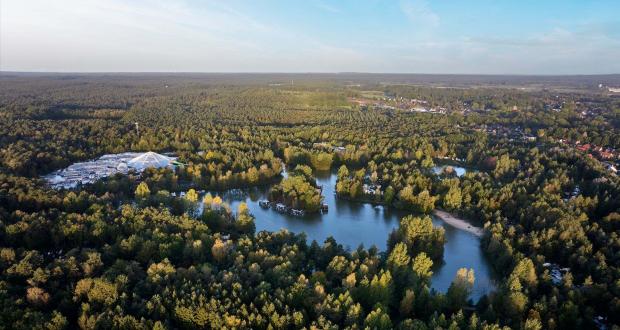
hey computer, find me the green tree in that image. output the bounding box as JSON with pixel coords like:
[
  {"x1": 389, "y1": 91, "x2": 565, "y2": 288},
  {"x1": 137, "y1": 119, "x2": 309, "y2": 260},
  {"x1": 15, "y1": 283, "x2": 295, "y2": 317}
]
[
  {"x1": 236, "y1": 202, "x2": 255, "y2": 234},
  {"x1": 446, "y1": 268, "x2": 475, "y2": 312},
  {"x1": 247, "y1": 166, "x2": 259, "y2": 183},
  {"x1": 311, "y1": 152, "x2": 333, "y2": 170},
  {"x1": 399, "y1": 289, "x2": 416, "y2": 317},
  {"x1": 337, "y1": 165, "x2": 349, "y2": 179},
  {"x1": 364, "y1": 307, "x2": 393, "y2": 330},
  {"x1": 411, "y1": 252, "x2": 434, "y2": 285},
  {"x1": 384, "y1": 186, "x2": 395, "y2": 204},
  {"x1": 368, "y1": 271, "x2": 393, "y2": 309},
  {"x1": 509, "y1": 258, "x2": 537, "y2": 289},
  {"x1": 135, "y1": 182, "x2": 150, "y2": 200},
  {"x1": 399, "y1": 187, "x2": 436, "y2": 214},
  {"x1": 443, "y1": 186, "x2": 462, "y2": 210},
  {"x1": 185, "y1": 188, "x2": 198, "y2": 203},
  {"x1": 387, "y1": 242, "x2": 412, "y2": 289},
  {"x1": 211, "y1": 238, "x2": 229, "y2": 263},
  {"x1": 203, "y1": 193, "x2": 213, "y2": 210},
  {"x1": 392, "y1": 215, "x2": 445, "y2": 261}
]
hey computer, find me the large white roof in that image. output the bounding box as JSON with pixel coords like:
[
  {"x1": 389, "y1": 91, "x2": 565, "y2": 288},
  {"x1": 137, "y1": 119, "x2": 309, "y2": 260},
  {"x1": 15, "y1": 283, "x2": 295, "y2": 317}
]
[{"x1": 127, "y1": 152, "x2": 174, "y2": 170}]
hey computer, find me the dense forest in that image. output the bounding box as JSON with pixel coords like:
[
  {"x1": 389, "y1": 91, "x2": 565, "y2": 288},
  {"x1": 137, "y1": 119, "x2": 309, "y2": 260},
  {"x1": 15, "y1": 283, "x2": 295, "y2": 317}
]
[{"x1": 1, "y1": 73, "x2": 619, "y2": 329}]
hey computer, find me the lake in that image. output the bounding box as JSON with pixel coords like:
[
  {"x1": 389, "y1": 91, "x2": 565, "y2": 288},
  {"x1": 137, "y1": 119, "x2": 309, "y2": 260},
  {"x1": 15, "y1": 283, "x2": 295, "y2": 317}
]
[{"x1": 204, "y1": 169, "x2": 497, "y2": 300}]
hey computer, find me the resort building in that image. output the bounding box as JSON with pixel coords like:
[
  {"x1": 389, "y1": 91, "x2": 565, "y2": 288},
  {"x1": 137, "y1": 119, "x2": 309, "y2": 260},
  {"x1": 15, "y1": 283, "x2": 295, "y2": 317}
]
[{"x1": 44, "y1": 151, "x2": 177, "y2": 189}]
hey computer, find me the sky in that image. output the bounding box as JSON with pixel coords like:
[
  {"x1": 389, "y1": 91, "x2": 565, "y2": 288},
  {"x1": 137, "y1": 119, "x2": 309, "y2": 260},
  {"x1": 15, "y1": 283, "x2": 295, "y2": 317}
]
[{"x1": 1, "y1": 0, "x2": 619, "y2": 74}]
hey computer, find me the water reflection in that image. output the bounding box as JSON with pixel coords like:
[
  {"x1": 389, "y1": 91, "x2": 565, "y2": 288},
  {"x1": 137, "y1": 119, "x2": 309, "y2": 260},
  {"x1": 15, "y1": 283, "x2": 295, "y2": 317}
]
[{"x1": 203, "y1": 169, "x2": 497, "y2": 300}]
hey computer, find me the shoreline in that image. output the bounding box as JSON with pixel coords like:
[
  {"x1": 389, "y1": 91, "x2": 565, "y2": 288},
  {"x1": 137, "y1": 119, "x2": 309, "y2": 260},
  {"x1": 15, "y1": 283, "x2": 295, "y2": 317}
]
[{"x1": 433, "y1": 209, "x2": 483, "y2": 237}]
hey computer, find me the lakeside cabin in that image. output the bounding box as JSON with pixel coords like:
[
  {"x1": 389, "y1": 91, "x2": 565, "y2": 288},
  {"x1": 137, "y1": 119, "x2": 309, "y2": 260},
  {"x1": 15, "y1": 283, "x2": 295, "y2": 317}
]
[
  {"x1": 275, "y1": 203, "x2": 287, "y2": 213},
  {"x1": 291, "y1": 209, "x2": 305, "y2": 216},
  {"x1": 260, "y1": 200, "x2": 307, "y2": 216}
]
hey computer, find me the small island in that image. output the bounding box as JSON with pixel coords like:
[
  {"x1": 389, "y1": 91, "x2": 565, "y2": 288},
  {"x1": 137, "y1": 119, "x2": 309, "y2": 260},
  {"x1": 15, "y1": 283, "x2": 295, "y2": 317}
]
[{"x1": 264, "y1": 165, "x2": 325, "y2": 215}]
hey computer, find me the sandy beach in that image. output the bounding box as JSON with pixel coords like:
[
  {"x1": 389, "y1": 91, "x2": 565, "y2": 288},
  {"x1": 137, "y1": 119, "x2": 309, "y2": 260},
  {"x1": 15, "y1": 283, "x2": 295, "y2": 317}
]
[{"x1": 433, "y1": 209, "x2": 484, "y2": 237}]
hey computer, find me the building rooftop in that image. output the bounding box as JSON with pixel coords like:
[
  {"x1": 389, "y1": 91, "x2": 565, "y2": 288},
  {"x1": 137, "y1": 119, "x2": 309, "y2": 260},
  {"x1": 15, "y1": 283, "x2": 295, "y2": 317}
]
[{"x1": 128, "y1": 151, "x2": 175, "y2": 170}]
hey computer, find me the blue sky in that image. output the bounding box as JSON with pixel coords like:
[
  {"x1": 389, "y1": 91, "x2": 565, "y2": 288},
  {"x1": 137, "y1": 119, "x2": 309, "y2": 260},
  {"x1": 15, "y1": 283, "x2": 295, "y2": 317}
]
[{"x1": 1, "y1": 0, "x2": 619, "y2": 73}]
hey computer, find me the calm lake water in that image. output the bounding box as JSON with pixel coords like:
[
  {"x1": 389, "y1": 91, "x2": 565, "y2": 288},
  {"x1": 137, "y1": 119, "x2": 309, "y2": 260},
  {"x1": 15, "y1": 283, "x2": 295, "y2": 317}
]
[{"x1": 205, "y1": 169, "x2": 497, "y2": 300}]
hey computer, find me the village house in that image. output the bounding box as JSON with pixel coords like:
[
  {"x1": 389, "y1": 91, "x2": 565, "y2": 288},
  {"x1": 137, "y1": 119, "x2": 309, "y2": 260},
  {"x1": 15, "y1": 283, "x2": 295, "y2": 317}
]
[{"x1": 275, "y1": 203, "x2": 287, "y2": 213}]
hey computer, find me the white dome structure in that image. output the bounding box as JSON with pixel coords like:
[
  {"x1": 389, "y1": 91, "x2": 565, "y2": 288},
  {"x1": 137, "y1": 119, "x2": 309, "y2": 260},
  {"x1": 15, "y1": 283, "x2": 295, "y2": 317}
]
[{"x1": 127, "y1": 152, "x2": 174, "y2": 171}]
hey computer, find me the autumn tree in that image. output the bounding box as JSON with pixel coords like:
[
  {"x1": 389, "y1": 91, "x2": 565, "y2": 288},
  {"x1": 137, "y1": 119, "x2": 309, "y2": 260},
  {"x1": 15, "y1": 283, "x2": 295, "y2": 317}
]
[
  {"x1": 135, "y1": 182, "x2": 151, "y2": 200},
  {"x1": 446, "y1": 268, "x2": 475, "y2": 312},
  {"x1": 235, "y1": 202, "x2": 256, "y2": 234}
]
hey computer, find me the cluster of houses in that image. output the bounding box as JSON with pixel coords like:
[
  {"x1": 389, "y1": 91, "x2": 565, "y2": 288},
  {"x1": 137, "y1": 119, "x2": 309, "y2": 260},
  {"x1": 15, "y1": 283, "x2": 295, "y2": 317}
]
[
  {"x1": 559, "y1": 140, "x2": 619, "y2": 174},
  {"x1": 258, "y1": 199, "x2": 329, "y2": 216},
  {"x1": 349, "y1": 97, "x2": 395, "y2": 111},
  {"x1": 408, "y1": 107, "x2": 447, "y2": 114},
  {"x1": 312, "y1": 142, "x2": 348, "y2": 154},
  {"x1": 362, "y1": 183, "x2": 382, "y2": 196},
  {"x1": 436, "y1": 156, "x2": 466, "y2": 162},
  {"x1": 170, "y1": 189, "x2": 207, "y2": 198},
  {"x1": 44, "y1": 152, "x2": 143, "y2": 189},
  {"x1": 575, "y1": 143, "x2": 618, "y2": 160},
  {"x1": 349, "y1": 95, "x2": 445, "y2": 114},
  {"x1": 593, "y1": 315, "x2": 609, "y2": 330},
  {"x1": 541, "y1": 263, "x2": 610, "y2": 329},
  {"x1": 259, "y1": 200, "x2": 302, "y2": 216},
  {"x1": 563, "y1": 186, "x2": 581, "y2": 202},
  {"x1": 543, "y1": 101, "x2": 564, "y2": 113},
  {"x1": 573, "y1": 98, "x2": 612, "y2": 119},
  {"x1": 477, "y1": 125, "x2": 538, "y2": 143},
  {"x1": 481, "y1": 126, "x2": 619, "y2": 175},
  {"x1": 604, "y1": 163, "x2": 618, "y2": 174},
  {"x1": 600, "y1": 83, "x2": 620, "y2": 93}
]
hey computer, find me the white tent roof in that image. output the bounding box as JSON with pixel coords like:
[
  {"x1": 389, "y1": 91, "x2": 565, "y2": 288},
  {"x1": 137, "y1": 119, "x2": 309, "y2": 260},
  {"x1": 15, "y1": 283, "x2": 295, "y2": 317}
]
[{"x1": 127, "y1": 152, "x2": 173, "y2": 170}]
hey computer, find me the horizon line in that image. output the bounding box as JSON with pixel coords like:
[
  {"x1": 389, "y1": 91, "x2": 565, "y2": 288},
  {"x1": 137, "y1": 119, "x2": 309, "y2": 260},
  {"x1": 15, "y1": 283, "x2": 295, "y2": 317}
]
[{"x1": 2, "y1": 71, "x2": 620, "y2": 77}]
